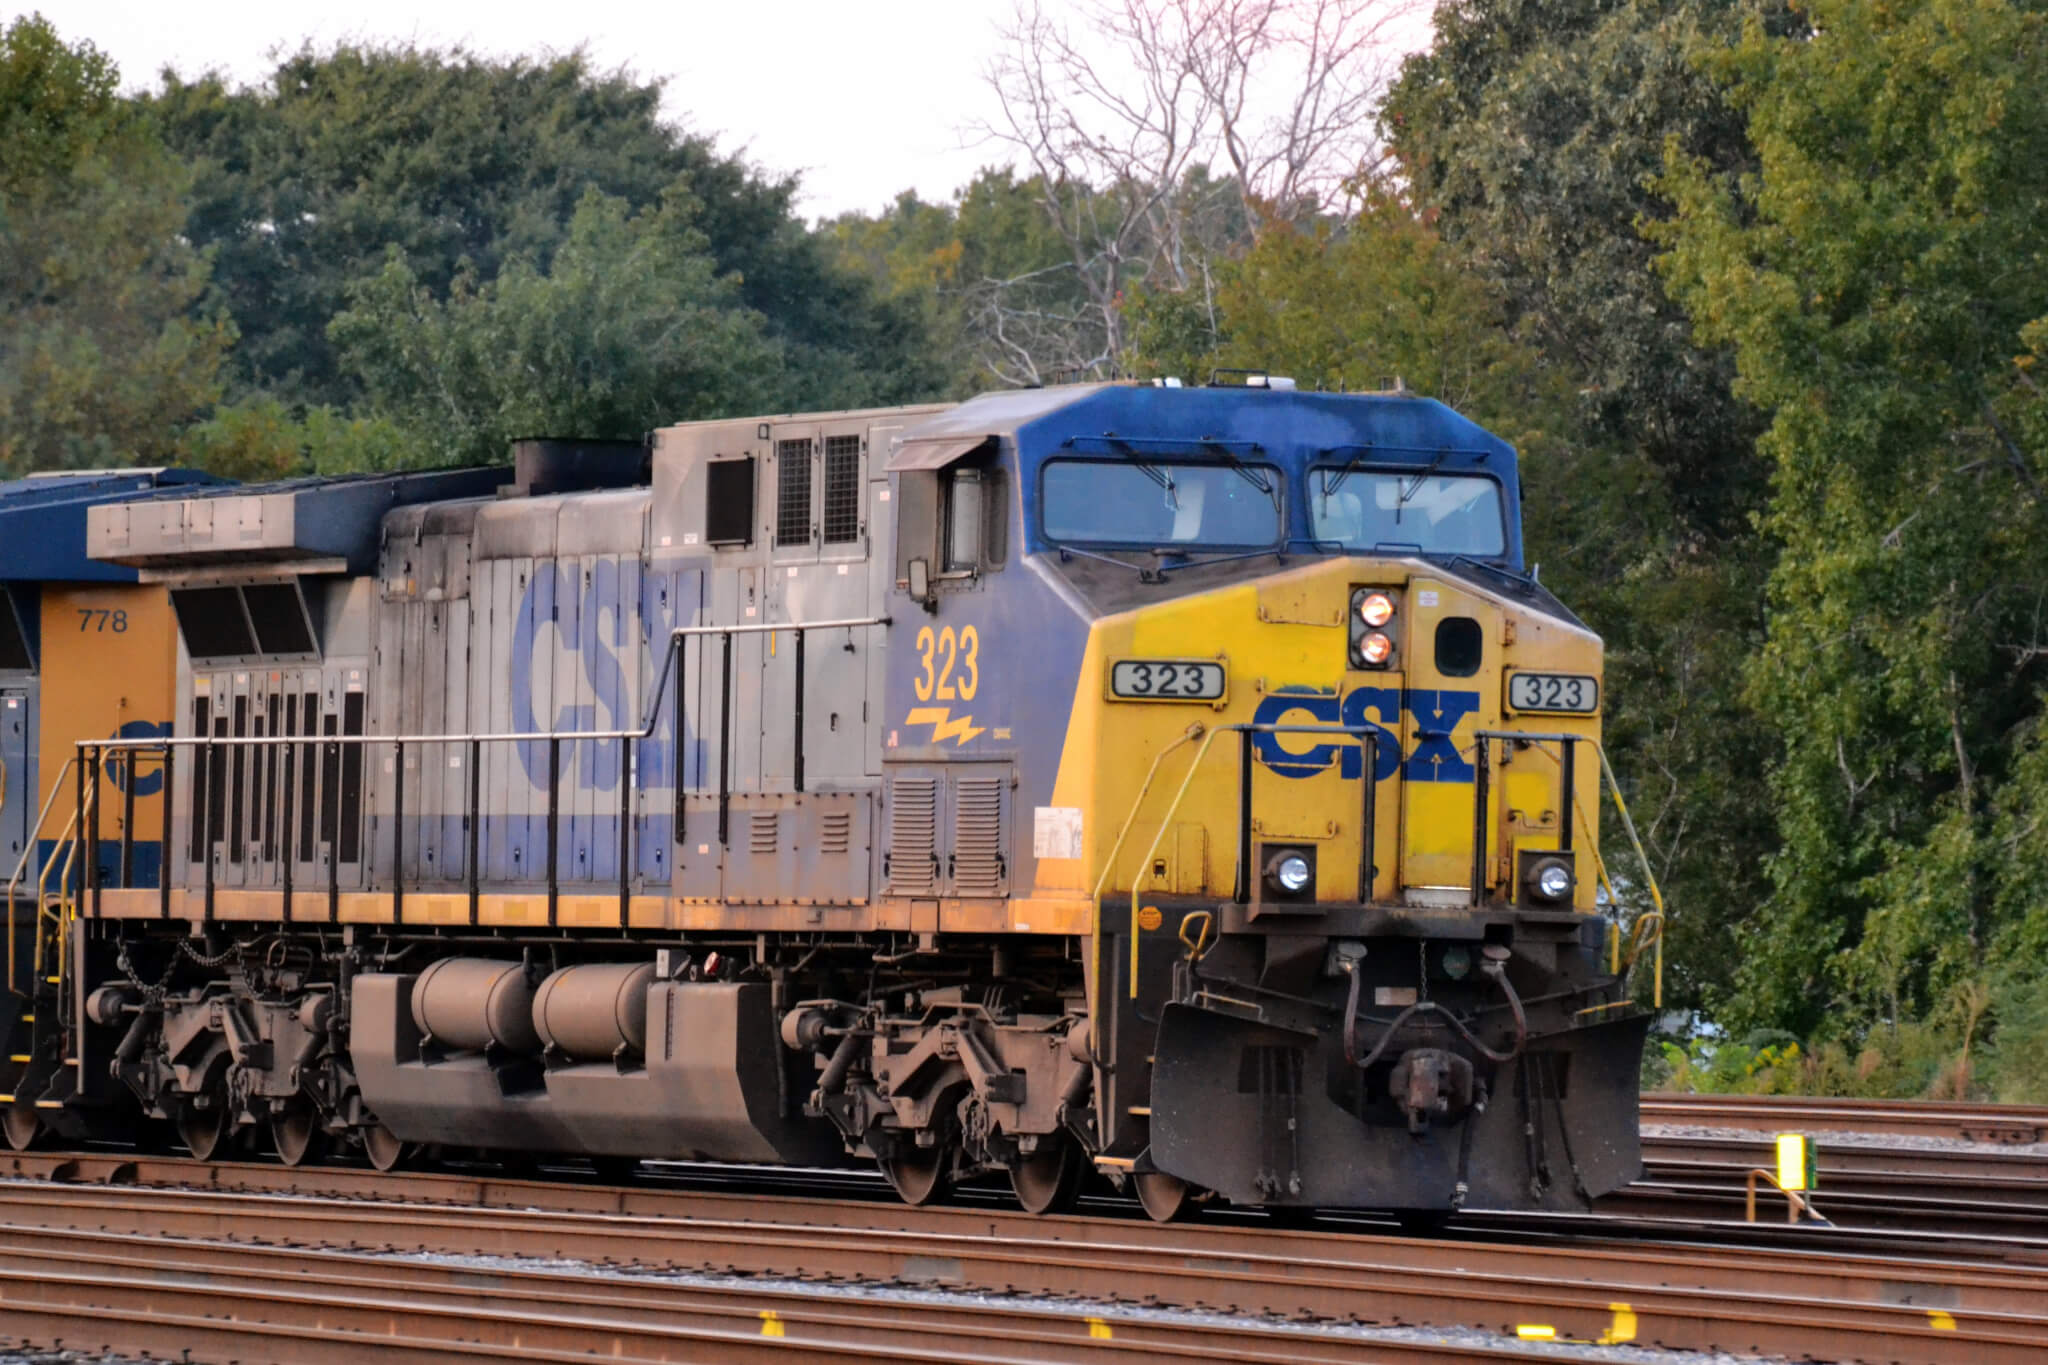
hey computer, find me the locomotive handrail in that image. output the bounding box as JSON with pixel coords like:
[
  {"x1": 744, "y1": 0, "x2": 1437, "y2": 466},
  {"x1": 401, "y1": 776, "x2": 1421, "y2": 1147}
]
[
  {"x1": 5, "y1": 755, "x2": 76, "y2": 989},
  {"x1": 1474, "y1": 728, "x2": 1668, "y2": 1009},
  {"x1": 79, "y1": 615, "x2": 894, "y2": 752},
  {"x1": 1122, "y1": 721, "x2": 1382, "y2": 998},
  {"x1": 76, "y1": 613, "x2": 892, "y2": 930}
]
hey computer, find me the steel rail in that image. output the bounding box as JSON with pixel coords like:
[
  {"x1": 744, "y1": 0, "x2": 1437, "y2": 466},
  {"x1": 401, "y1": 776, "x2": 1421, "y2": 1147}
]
[
  {"x1": 0, "y1": 1156, "x2": 2038, "y2": 1363},
  {"x1": 0, "y1": 1220, "x2": 1498, "y2": 1365},
  {"x1": 1644, "y1": 1092, "x2": 2048, "y2": 1142}
]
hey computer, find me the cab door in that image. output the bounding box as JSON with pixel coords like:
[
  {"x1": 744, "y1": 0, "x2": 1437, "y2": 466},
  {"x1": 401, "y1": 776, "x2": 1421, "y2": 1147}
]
[
  {"x1": 1397, "y1": 577, "x2": 1497, "y2": 903},
  {"x1": 0, "y1": 690, "x2": 29, "y2": 888}
]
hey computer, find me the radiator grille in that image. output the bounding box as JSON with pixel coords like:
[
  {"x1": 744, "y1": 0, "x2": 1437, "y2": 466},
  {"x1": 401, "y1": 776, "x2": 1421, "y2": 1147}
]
[
  {"x1": 952, "y1": 776, "x2": 1005, "y2": 895},
  {"x1": 775, "y1": 439, "x2": 812, "y2": 547},
  {"x1": 886, "y1": 777, "x2": 938, "y2": 894},
  {"x1": 822, "y1": 435, "x2": 862, "y2": 544},
  {"x1": 749, "y1": 811, "x2": 779, "y2": 854},
  {"x1": 820, "y1": 808, "x2": 852, "y2": 854}
]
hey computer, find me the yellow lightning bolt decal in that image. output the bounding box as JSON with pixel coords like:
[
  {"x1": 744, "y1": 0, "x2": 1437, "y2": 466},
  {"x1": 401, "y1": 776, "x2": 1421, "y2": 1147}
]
[{"x1": 906, "y1": 706, "x2": 986, "y2": 746}]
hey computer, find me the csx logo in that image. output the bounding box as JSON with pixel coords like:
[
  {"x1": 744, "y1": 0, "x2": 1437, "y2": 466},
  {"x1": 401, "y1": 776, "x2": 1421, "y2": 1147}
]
[{"x1": 1252, "y1": 688, "x2": 1479, "y2": 784}]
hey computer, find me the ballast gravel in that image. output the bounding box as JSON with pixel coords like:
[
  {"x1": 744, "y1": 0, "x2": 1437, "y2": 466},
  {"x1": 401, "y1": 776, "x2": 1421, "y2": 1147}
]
[{"x1": 398, "y1": 1244, "x2": 1790, "y2": 1364}]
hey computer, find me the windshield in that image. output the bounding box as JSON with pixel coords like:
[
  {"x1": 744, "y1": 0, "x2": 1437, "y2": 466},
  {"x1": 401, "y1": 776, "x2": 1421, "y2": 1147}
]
[
  {"x1": 1042, "y1": 460, "x2": 1282, "y2": 550},
  {"x1": 1309, "y1": 468, "x2": 1506, "y2": 556}
]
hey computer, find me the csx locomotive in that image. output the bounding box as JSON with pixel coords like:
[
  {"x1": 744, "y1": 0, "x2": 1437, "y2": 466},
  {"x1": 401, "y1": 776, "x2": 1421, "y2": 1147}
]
[{"x1": 0, "y1": 381, "x2": 1656, "y2": 1220}]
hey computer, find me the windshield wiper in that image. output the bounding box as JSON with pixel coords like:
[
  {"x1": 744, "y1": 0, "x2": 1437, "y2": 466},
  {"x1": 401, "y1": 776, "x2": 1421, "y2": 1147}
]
[{"x1": 1396, "y1": 448, "x2": 1453, "y2": 518}]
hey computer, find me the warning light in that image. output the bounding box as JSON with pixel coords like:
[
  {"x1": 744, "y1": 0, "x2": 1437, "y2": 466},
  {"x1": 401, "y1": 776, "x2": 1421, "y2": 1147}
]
[{"x1": 1775, "y1": 1132, "x2": 1815, "y2": 1192}]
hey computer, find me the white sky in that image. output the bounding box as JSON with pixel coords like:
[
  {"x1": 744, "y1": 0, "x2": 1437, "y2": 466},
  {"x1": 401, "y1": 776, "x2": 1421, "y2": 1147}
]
[
  {"x1": 19, "y1": 1, "x2": 1433, "y2": 221},
  {"x1": 19, "y1": 0, "x2": 1022, "y2": 219}
]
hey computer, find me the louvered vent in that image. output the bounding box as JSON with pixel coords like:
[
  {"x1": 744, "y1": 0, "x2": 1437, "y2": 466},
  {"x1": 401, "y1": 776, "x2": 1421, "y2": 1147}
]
[
  {"x1": 886, "y1": 777, "x2": 939, "y2": 895},
  {"x1": 820, "y1": 809, "x2": 852, "y2": 854},
  {"x1": 749, "y1": 811, "x2": 779, "y2": 854},
  {"x1": 951, "y1": 776, "x2": 1006, "y2": 896}
]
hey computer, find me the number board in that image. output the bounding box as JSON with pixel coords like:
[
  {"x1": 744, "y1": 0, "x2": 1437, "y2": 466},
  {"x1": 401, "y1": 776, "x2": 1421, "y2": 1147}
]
[
  {"x1": 1506, "y1": 671, "x2": 1599, "y2": 715},
  {"x1": 1109, "y1": 659, "x2": 1226, "y2": 703}
]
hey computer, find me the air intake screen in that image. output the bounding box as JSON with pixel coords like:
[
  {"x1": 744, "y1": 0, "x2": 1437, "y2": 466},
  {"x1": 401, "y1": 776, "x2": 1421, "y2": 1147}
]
[
  {"x1": 243, "y1": 582, "x2": 316, "y2": 656},
  {"x1": 172, "y1": 587, "x2": 255, "y2": 660},
  {"x1": 775, "y1": 439, "x2": 812, "y2": 546},
  {"x1": 822, "y1": 435, "x2": 862, "y2": 544}
]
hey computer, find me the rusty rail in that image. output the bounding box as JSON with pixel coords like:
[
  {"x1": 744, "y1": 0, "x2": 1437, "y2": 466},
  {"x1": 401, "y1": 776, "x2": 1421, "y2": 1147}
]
[{"x1": 0, "y1": 1151, "x2": 2039, "y2": 1364}]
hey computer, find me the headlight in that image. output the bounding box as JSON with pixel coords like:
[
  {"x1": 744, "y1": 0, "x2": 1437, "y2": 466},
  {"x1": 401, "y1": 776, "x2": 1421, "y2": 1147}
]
[
  {"x1": 1273, "y1": 852, "x2": 1312, "y2": 893},
  {"x1": 1358, "y1": 591, "x2": 1395, "y2": 627},
  {"x1": 1522, "y1": 855, "x2": 1574, "y2": 903},
  {"x1": 1358, "y1": 632, "x2": 1393, "y2": 666}
]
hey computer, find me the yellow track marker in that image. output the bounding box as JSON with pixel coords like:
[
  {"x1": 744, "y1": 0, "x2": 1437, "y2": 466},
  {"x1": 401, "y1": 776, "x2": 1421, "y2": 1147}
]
[
  {"x1": 759, "y1": 1310, "x2": 784, "y2": 1337},
  {"x1": 1928, "y1": 1310, "x2": 1957, "y2": 1331},
  {"x1": 1600, "y1": 1304, "x2": 1638, "y2": 1344},
  {"x1": 1087, "y1": 1318, "x2": 1113, "y2": 1340},
  {"x1": 1515, "y1": 1325, "x2": 1557, "y2": 1340}
]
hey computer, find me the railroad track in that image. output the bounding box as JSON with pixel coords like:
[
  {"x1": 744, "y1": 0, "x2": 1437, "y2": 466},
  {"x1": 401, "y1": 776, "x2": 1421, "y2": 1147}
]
[
  {"x1": 1, "y1": 1150, "x2": 2042, "y2": 1364},
  {"x1": 1643, "y1": 1092, "x2": 2048, "y2": 1144}
]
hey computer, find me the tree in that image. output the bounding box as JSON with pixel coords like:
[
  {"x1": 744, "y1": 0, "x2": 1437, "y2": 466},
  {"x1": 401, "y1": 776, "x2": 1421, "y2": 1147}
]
[
  {"x1": 828, "y1": 170, "x2": 1114, "y2": 393},
  {"x1": 1383, "y1": 0, "x2": 1787, "y2": 535},
  {"x1": 329, "y1": 191, "x2": 781, "y2": 467},
  {"x1": 147, "y1": 44, "x2": 941, "y2": 411},
  {"x1": 0, "y1": 14, "x2": 230, "y2": 474},
  {"x1": 1655, "y1": 0, "x2": 2048, "y2": 1035},
  {"x1": 976, "y1": 0, "x2": 1406, "y2": 377}
]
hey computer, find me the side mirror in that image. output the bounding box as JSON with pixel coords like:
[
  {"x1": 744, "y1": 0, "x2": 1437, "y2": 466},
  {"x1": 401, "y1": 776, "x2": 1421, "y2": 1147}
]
[{"x1": 908, "y1": 557, "x2": 933, "y2": 610}]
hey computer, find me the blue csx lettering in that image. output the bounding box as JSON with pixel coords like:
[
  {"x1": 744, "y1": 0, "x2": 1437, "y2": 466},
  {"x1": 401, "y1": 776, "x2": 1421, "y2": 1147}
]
[
  {"x1": 509, "y1": 562, "x2": 705, "y2": 791},
  {"x1": 1252, "y1": 688, "x2": 1480, "y2": 783}
]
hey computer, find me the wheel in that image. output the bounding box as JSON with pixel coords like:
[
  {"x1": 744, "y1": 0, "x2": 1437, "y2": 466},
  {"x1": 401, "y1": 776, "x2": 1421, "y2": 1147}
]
[
  {"x1": 270, "y1": 1101, "x2": 322, "y2": 1168},
  {"x1": 361, "y1": 1123, "x2": 407, "y2": 1172},
  {"x1": 880, "y1": 1146, "x2": 952, "y2": 1206},
  {"x1": 2, "y1": 1101, "x2": 40, "y2": 1152},
  {"x1": 176, "y1": 1094, "x2": 230, "y2": 1162},
  {"x1": 1134, "y1": 1170, "x2": 1191, "y2": 1223},
  {"x1": 1009, "y1": 1139, "x2": 1083, "y2": 1216}
]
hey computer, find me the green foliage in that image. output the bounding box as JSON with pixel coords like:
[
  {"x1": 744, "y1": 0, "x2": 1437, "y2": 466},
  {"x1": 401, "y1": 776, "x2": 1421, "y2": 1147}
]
[
  {"x1": 0, "y1": 14, "x2": 230, "y2": 474},
  {"x1": 826, "y1": 169, "x2": 1130, "y2": 392},
  {"x1": 176, "y1": 396, "x2": 426, "y2": 481},
  {"x1": 1648, "y1": 1032, "x2": 1807, "y2": 1095},
  {"x1": 328, "y1": 190, "x2": 779, "y2": 468},
  {"x1": 148, "y1": 44, "x2": 939, "y2": 412},
  {"x1": 1655, "y1": 0, "x2": 2048, "y2": 1037}
]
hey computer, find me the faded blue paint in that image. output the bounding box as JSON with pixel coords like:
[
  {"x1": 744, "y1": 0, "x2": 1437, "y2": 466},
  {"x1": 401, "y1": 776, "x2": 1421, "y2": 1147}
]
[{"x1": 506, "y1": 561, "x2": 706, "y2": 794}]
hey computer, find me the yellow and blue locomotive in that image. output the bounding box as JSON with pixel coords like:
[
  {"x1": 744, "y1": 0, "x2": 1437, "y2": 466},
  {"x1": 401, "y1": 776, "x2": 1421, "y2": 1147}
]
[{"x1": 9, "y1": 381, "x2": 1655, "y2": 1220}]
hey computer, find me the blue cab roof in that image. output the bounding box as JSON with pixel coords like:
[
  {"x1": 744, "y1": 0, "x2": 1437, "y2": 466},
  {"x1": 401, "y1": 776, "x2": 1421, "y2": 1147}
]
[{"x1": 1004, "y1": 386, "x2": 1524, "y2": 569}]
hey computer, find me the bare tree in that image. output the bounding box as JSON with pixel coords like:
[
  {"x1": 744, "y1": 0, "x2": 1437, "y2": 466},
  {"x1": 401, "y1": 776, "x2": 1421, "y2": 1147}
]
[{"x1": 970, "y1": 0, "x2": 1413, "y2": 383}]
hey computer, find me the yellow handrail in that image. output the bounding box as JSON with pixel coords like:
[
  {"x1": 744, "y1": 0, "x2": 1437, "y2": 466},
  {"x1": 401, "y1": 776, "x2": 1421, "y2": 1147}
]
[
  {"x1": 1127, "y1": 729, "x2": 1229, "y2": 996},
  {"x1": 30, "y1": 806, "x2": 78, "y2": 995},
  {"x1": 56, "y1": 780, "x2": 96, "y2": 1003},
  {"x1": 1593, "y1": 741, "x2": 1666, "y2": 1010},
  {"x1": 6, "y1": 757, "x2": 76, "y2": 989},
  {"x1": 1086, "y1": 723, "x2": 1205, "y2": 1052},
  {"x1": 1526, "y1": 736, "x2": 1669, "y2": 1007}
]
